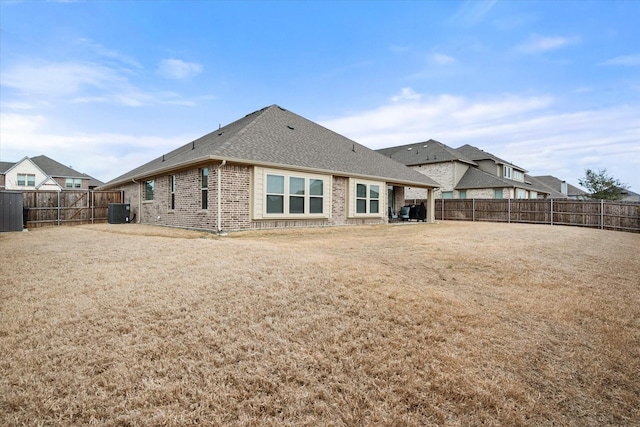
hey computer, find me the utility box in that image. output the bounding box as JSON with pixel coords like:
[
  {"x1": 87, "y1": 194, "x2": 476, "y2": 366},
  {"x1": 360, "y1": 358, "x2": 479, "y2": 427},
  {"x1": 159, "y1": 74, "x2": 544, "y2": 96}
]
[{"x1": 108, "y1": 203, "x2": 130, "y2": 224}]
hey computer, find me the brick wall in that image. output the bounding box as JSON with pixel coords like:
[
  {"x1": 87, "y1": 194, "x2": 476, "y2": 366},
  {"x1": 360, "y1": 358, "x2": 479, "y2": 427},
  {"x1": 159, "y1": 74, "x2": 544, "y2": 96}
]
[{"x1": 113, "y1": 164, "x2": 389, "y2": 232}]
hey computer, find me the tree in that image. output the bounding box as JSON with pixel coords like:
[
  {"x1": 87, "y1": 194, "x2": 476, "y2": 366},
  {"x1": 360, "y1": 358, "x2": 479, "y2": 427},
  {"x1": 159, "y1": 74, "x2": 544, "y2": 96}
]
[{"x1": 578, "y1": 168, "x2": 628, "y2": 200}]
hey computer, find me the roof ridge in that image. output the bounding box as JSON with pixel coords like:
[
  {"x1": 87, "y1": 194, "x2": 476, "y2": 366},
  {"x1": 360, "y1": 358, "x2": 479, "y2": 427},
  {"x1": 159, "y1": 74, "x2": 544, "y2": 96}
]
[{"x1": 217, "y1": 105, "x2": 276, "y2": 154}]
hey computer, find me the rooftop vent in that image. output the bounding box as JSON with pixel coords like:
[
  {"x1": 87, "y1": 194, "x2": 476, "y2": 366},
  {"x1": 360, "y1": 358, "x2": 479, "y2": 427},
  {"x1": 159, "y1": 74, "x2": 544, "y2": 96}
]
[
  {"x1": 407, "y1": 147, "x2": 413, "y2": 151},
  {"x1": 287, "y1": 125, "x2": 294, "y2": 130}
]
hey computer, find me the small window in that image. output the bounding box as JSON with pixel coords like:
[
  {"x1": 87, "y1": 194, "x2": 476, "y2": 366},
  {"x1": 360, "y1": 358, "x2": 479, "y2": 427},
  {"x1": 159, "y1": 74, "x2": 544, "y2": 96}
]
[
  {"x1": 17, "y1": 174, "x2": 35, "y2": 187},
  {"x1": 459, "y1": 191, "x2": 467, "y2": 199},
  {"x1": 442, "y1": 191, "x2": 453, "y2": 199},
  {"x1": 144, "y1": 180, "x2": 155, "y2": 201},
  {"x1": 65, "y1": 178, "x2": 82, "y2": 188},
  {"x1": 516, "y1": 189, "x2": 527, "y2": 199},
  {"x1": 504, "y1": 166, "x2": 513, "y2": 179},
  {"x1": 370, "y1": 185, "x2": 380, "y2": 214},
  {"x1": 201, "y1": 168, "x2": 208, "y2": 210},
  {"x1": 266, "y1": 174, "x2": 285, "y2": 214},
  {"x1": 309, "y1": 179, "x2": 323, "y2": 214},
  {"x1": 289, "y1": 177, "x2": 305, "y2": 214},
  {"x1": 169, "y1": 175, "x2": 176, "y2": 209},
  {"x1": 494, "y1": 189, "x2": 503, "y2": 199},
  {"x1": 356, "y1": 183, "x2": 367, "y2": 214}
]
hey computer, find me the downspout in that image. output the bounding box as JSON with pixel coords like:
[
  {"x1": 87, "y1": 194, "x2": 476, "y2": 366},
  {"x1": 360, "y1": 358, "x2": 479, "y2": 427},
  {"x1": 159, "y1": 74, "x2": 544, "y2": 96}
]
[
  {"x1": 132, "y1": 178, "x2": 141, "y2": 223},
  {"x1": 217, "y1": 160, "x2": 227, "y2": 235}
]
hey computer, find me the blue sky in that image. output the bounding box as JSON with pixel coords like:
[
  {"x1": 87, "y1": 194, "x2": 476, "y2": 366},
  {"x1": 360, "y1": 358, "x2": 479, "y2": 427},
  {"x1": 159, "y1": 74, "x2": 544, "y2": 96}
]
[{"x1": 1, "y1": 0, "x2": 639, "y2": 191}]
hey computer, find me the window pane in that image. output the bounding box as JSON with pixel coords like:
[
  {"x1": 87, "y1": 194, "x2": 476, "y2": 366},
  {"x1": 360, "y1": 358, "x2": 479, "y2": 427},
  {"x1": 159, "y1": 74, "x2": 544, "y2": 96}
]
[
  {"x1": 459, "y1": 191, "x2": 467, "y2": 199},
  {"x1": 202, "y1": 189, "x2": 208, "y2": 209},
  {"x1": 289, "y1": 196, "x2": 304, "y2": 214},
  {"x1": 310, "y1": 179, "x2": 323, "y2": 196},
  {"x1": 145, "y1": 180, "x2": 154, "y2": 200},
  {"x1": 442, "y1": 191, "x2": 453, "y2": 199},
  {"x1": 202, "y1": 168, "x2": 208, "y2": 188},
  {"x1": 267, "y1": 195, "x2": 284, "y2": 213},
  {"x1": 310, "y1": 197, "x2": 323, "y2": 214},
  {"x1": 356, "y1": 183, "x2": 367, "y2": 198},
  {"x1": 267, "y1": 175, "x2": 284, "y2": 194},
  {"x1": 357, "y1": 199, "x2": 367, "y2": 213},
  {"x1": 370, "y1": 185, "x2": 379, "y2": 199},
  {"x1": 290, "y1": 177, "x2": 305, "y2": 195},
  {"x1": 66, "y1": 178, "x2": 73, "y2": 188},
  {"x1": 17, "y1": 175, "x2": 25, "y2": 186},
  {"x1": 370, "y1": 200, "x2": 379, "y2": 214},
  {"x1": 495, "y1": 189, "x2": 503, "y2": 199}
]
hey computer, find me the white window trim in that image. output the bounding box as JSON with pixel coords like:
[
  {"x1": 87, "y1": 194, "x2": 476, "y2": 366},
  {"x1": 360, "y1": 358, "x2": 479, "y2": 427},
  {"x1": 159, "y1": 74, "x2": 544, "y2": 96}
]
[
  {"x1": 253, "y1": 167, "x2": 331, "y2": 220},
  {"x1": 348, "y1": 178, "x2": 384, "y2": 218}
]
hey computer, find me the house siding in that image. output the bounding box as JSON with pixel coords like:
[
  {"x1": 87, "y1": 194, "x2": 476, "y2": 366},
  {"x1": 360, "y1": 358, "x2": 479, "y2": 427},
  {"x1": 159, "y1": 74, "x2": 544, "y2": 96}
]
[{"x1": 406, "y1": 163, "x2": 454, "y2": 199}]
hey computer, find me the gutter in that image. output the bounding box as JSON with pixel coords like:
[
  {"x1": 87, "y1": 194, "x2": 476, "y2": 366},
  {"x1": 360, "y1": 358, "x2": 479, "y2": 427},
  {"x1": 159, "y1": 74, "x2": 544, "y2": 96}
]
[
  {"x1": 132, "y1": 178, "x2": 140, "y2": 223},
  {"x1": 217, "y1": 160, "x2": 226, "y2": 235}
]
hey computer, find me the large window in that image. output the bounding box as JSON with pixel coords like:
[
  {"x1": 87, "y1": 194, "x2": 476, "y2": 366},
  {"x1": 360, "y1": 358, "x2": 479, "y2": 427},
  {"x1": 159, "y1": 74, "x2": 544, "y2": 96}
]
[
  {"x1": 17, "y1": 174, "x2": 35, "y2": 187},
  {"x1": 144, "y1": 180, "x2": 154, "y2": 201},
  {"x1": 65, "y1": 178, "x2": 82, "y2": 188},
  {"x1": 516, "y1": 189, "x2": 527, "y2": 199},
  {"x1": 265, "y1": 173, "x2": 325, "y2": 215},
  {"x1": 169, "y1": 175, "x2": 176, "y2": 210},
  {"x1": 201, "y1": 168, "x2": 208, "y2": 210}
]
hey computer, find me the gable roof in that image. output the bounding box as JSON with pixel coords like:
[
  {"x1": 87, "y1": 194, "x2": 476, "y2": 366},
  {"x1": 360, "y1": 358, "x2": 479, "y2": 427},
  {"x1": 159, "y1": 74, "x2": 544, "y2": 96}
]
[
  {"x1": 455, "y1": 167, "x2": 551, "y2": 195},
  {"x1": 102, "y1": 105, "x2": 439, "y2": 188},
  {"x1": 455, "y1": 144, "x2": 527, "y2": 172},
  {"x1": 376, "y1": 139, "x2": 477, "y2": 167},
  {"x1": 1, "y1": 155, "x2": 104, "y2": 187}
]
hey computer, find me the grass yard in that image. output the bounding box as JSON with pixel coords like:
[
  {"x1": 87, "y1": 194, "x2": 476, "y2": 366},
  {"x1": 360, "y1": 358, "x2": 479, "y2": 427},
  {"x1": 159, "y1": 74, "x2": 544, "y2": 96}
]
[{"x1": 1, "y1": 221, "x2": 639, "y2": 426}]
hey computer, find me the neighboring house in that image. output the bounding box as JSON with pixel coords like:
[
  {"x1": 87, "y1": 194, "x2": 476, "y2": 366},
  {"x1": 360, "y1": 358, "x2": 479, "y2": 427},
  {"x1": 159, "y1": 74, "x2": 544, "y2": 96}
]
[
  {"x1": 0, "y1": 155, "x2": 103, "y2": 191},
  {"x1": 530, "y1": 175, "x2": 588, "y2": 199},
  {"x1": 98, "y1": 105, "x2": 440, "y2": 232},
  {"x1": 620, "y1": 189, "x2": 640, "y2": 202},
  {"x1": 377, "y1": 140, "x2": 551, "y2": 200}
]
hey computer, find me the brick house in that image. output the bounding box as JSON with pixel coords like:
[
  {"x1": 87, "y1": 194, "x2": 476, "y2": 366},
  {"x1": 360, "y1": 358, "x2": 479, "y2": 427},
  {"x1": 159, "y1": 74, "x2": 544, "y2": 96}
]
[
  {"x1": 98, "y1": 105, "x2": 439, "y2": 232},
  {"x1": 0, "y1": 155, "x2": 103, "y2": 191},
  {"x1": 377, "y1": 140, "x2": 553, "y2": 200}
]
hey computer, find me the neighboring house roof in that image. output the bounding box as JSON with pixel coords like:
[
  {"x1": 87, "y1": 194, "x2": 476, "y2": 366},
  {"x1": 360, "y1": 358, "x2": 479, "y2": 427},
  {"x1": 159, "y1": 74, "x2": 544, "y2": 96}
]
[
  {"x1": 102, "y1": 105, "x2": 439, "y2": 189},
  {"x1": 524, "y1": 175, "x2": 566, "y2": 198},
  {"x1": 620, "y1": 188, "x2": 640, "y2": 202},
  {"x1": 1, "y1": 155, "x2": 104, "y2": 187},
  {"x1": 454, "y1": 168, "x2": 551, "y2": 195},
  {"x1": 376, "y1": 139, "x2": 477, "y2": 167},
  {"x1": 532, "y1": 175, "x2": 588, "y2": 198},
  {"x1": 455, "y1": 144, "x2": 527, "y2": 172}
]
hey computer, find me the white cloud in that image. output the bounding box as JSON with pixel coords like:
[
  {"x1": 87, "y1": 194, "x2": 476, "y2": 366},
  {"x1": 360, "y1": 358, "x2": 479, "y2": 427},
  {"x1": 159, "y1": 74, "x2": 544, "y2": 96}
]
[
  {"x1": 157, "y1": 59, "x2": 203, "y2": 80},
  {"x1": 431, "y1": 53, "x2": 457, "y2": 66},
  {"x1": 390, "y1": 87, "x2": 422, "y2": 102},
  {"x1": 320, "y1": 89, "x2": 640, "y2": 189},
  {"x1": 516, "y1": 35, "x2": 579, "y2": 54},
  {"x1": 599, "y1": 53, "x2": 640, "y2": 66},
  {"x1": 449, "y1": 0, "x2": 497, "y2": 26}
]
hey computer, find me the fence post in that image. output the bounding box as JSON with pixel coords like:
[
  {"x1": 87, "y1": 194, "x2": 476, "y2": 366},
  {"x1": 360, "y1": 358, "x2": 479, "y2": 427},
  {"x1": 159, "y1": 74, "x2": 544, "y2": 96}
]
[
  {"x1": 57, "y1": 191, "x2": 61, "y2": 226},
  {"x1": 472, "y1": 198, "x2": 475, "y2": 222},
  {"x1": 508, "y1": 198, "x2": 511, "y2": 224},
  {"x1": 91, "y1": 191, "x2": 95, "y2": 224},
  {"x1": 442, "y1": 198, "x2": 444, "y2": 220},
  {"x1": 601, "y1": 199, "x2": 604, "y2": 230},
  {"x1": 550, "y1": 199, "x2": 553, "y2": 226}
]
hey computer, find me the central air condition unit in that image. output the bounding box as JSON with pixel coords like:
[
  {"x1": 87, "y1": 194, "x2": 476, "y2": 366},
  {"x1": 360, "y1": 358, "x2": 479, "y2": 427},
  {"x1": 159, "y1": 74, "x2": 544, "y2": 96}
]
[{"x1": 108, "y1": 203, "x2": 131, "y2": 224}]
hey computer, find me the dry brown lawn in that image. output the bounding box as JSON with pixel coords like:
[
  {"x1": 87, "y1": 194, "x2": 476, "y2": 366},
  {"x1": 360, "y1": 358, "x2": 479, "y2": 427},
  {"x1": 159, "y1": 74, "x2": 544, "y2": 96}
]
[{"x1": 1, "y1": 221, "x2": 639, "y2": 426}]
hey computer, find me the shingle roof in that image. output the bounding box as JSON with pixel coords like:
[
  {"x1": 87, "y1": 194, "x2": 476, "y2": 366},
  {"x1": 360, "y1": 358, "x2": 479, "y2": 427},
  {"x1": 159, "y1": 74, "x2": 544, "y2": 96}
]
[
  {"x1": 376, "y1": 139, "x2": 477, "y2": 166},
  {"x1": 532, "y1": 175, "x2": 587, "y2": 198},
  {"x1": 102, "y1": 105, "x2": 439, "y2": 188},
  {"x1": 1, "y1": 155, "x2": 103, "y2": 186},
  {"x1": 455, "y1": 144, "x2": 527, "y2": 172},
  {"x1": 455, "y1": 168, "x2": 551, "y2": 195}
]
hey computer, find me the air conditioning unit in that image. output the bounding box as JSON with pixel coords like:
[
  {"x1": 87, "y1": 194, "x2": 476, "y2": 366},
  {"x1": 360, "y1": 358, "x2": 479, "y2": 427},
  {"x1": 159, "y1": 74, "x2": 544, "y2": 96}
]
[{"x1": 108, "y1": 203, "x2": 130, "y2": 224}]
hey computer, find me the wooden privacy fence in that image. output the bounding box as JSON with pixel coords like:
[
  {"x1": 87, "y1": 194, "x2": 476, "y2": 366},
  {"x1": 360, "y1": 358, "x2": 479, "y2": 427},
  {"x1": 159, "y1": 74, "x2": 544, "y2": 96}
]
[
  {"x1": 422, "y1": 199, "x2": 639, "y2": 233},
  {"x1": 22, "y1": 190, "x2": 123, "y2": 228}
]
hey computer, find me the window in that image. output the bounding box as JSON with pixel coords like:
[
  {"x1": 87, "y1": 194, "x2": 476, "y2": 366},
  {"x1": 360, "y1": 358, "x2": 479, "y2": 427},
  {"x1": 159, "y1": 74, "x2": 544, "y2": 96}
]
[
  {"x1": 530, "y1": 191, "x2": 537, "y2": 199},
  {"x1": 513, "y1": 170, "x2": 524, "y2": 181},
  {"x1": 201, "y1": 168, "x2": 208, "y2": 210},
  {"x1": 65, "y1": 178, "x2": 82, "y2": 188},
  {"x1": 516, "y1": 189, "x2": 527, "y2": 199},
  {"x1": 169, "y1": 175, "x2": 176, "y2": 210},
  {"x1": 442, "y1": 191, "x2": 453, "y2": 199},
  {"x1": 503, "y1": 165, "x2": 513, "y2": 179},
  {"x1": 494, "y1": 189, "x2": 503, "y2": 199},
  {"x1": 17, "y1": 174, "x2": 35, "y2": 187},
  {"x1": 459, "y1": 191, "x2": 467, "y2": 199},
  {"x1": 350, "y1": 180, "x2": 382, "y2": 216},
  {"x1": 265, "y1": 173, "x2": 325, "y2": 215},
  {"x1": 144, "y1": 180, "x2": 154, "y2": 201}
]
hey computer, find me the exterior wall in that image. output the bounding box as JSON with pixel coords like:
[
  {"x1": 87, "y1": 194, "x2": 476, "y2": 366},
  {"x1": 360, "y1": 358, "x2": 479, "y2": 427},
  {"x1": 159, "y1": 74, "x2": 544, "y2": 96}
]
[
  {"x1": 0, "y1": 174, "x2": 5, "y2": 189},
  {"x1": 476, "y1": 159, "x2": 497, "y2": 175},
  {"x1": 467, "y1": 188, "x2": 495, "y2": 199},
  {"x1": 112, "y1": 164, "x2": 404, "y2": 232},
  {"x1": 406, "y1": 162, "x2": 454, "y2": 200}
]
